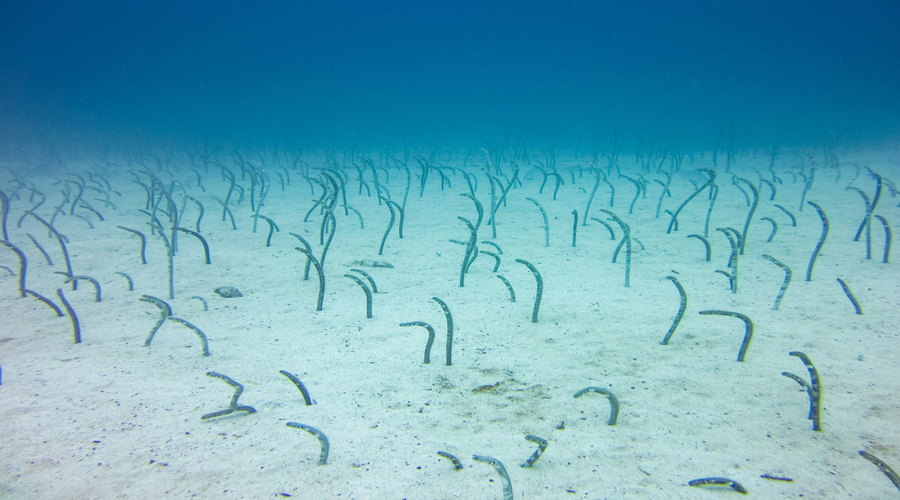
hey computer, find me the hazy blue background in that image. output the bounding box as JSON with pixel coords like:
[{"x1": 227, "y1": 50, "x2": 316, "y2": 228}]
[{"x1": 1, "y1": 0, "x2": 898, "y2": 147}]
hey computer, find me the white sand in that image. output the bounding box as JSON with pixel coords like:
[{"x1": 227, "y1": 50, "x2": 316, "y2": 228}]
[{"x1": 1, "y1": 149, "x2": 898, "y2": 499}]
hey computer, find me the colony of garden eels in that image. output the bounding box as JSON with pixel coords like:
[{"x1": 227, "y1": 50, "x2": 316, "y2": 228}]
[{"x1": 0, "y1": 142, "x2": 898, "y2": 499}]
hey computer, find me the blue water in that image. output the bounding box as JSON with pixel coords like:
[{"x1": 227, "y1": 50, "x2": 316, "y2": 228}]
[{"x1": 1, "y1": 0, "x2": 898, "y2": 144}]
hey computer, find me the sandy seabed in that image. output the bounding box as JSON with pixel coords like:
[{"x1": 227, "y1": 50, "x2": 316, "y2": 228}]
[{"x1": 1, "y1": 148, "x2": 898, "y2": 499}]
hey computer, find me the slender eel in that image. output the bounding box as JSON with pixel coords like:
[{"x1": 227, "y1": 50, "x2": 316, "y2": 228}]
[
  {"x1": 805, "y1": 201, "x2": 828, "y2": 281},
  {"x1": 0, "y1": 240, "x2": 26, "y2": 297},
  {"x1": 874, "y1": 215, "x2": 891, "y2": 263},
  {"x1": 56, "y1": 289, "x2": 81, "y2": 343},
  {"x1": 480, "y1": 251, "x2": 501, "y2": 272},
  {"x1": 761, "y1": 254, "x2": 792, "y2": 310},
  {"x1": 585, "y1": 168, "x2": 602, "y2": 224},
  {"x1": 736, "y1": 177, "x2": 758, "y2": 254},
  {"x1": 760, "y1": 217, "x2": 778, "y2": 242},
  {"x1": 139, "y1": 294, "x2": 171, "y2": 346},
  {"x1": 458, "y1": 217, "x2": 477, "y2": 287},
  {"x1": 622, "y1": 174, "x2": 641, "y2": 214},
  {"x1": 836, "y1": 278, "x2": 862, "y2": 315},
  {"x1": 437, "y1": 451, "x2": 463, "y2": 470},
  {"x1": 472, "y1": 455, "x2": 513, "y2": 500},
  {"x1": 759, "y1": 178, "x2": 776, "y2": 200},
  {"x1": 175, "y1": 293, "x2": 201, "y2": 311},
  {"x1": 847, "y1": 187, "x2": 871, "y2": 244},
  {"x1": 515, "y1": 259, "x2": 543, "y2": 323},
  {"x1": 344, "y1": 205, "x2": 364, "y2": 228},
  {"x1": 601, "y1": 210, "x2": 631, "y2": 287},
  {"x1": 520, "y1": 435, "x2": 548, "y2": 467},
  {"x1": 377, "y1": 197, "x2": 396, "y2": 256},
  {"x1": 286, "y1": 423, "x2": 329, "y2": 465},
  {"x1": 187, "y1": 195, "x2": 204, "y2": 232},
  {"x1": 344, "y1": 274, "x2": 373, "y2": 318},
  {"x1": 774, "y1": 204, "x2": 797, "y2": 226},
  {"x1": 0, "y1": 188, "x2": 8, "y2": 240},
  {"x1": 660, "y1": 276, "x2": 687, "y2": 345},
  {"x1": 117, "y1": 226, "x2": 147, "y2": 264},
  {"x1": 482, "y1": 241, "x2": 503, "y2": 254},
  {"x1": 296, "y1": 247, "x2": 325, "y2": 311},
  {"x1": 253, "y1": 214, "x2": 279, "y2": 247},
  {"x1": 26, "y1": 233, "x2": 53, "y2": 265},
  {"x1": 863, "y1": 168, "x2": 882, "y2": 260},
  {"x1": 25, "y1": 289, "x2": 64, "y2": 316},
  {"x1": 591, "y1": 217, "x2": 615, "y2": 240},
  {"x1": 687, "y1": 234, "x2": 711, "y2": 261},
  {"x1": 202, "y1": 371, "x2": 255, "y2": 419},
  {"x1": 219, "y1": 166, "x2": 237, "y2": 223},
  {"x1": 664, "y1": 209, "x2": 679, "y2": 231},
  {"x1": 54, "y1": 231, "x2": 74, "y2": 284},
  {"x1": 166, "y1": 317, "x2": 210, "y2": 356},
  {"x1": 715, "y1": 227, "x2": 739, "y2": 293},
  {"x1": 148, "y1": 220, "x2": 175, "y2": 300},
  {"x1": 290, "y1": 233, "x2": 313, "y2": 280},
  {"x1": 349, "y1": 268, "x2": 379, "y2": 293},
  {"x1": 464, "y1": 243, "x2": 479, "y2": 274},
  {"x1": 858, "y1": 450, "x2": 900, "y2": 492},
  {"x1": 698, "y1": 310, "x2": 754, "y2": 362},
  {"x1": 703, "y1": 184, "x2": 719, "y2": 238},
  {"x1": 781, "y1": 371, "x2": 811, "y2": 396},
  {"x1": 432, "y1": 297, "x2": 454, "y2": 366},
  {"x1": 788, "y1": 351, "x2": 821, "y2": 431},
  {"x1": 460, "y1": 193, "x2": 484, "y2": 232},
  {"x1": 176, "y1": 227, "x2": 211, "y2": 264},
  {"x1": 574, "y1": 387, "x2": 619, "y2": 425},
  {"x1": 279, "y1": 370, "x2": 314, "y2": 405},
  {"x1": 399, "y1": 322, "x2": 435, "y2": 364},
  {"x1": 115, "y1": 272, "x2": 134, "y2": 291},
  {"x1": 64, "y1": 275, "x2": 101, "y2": 302},
  {"x1": 319, "y1": 209, "x2": 336, "y2": 269},
  {"x1": 526, "y1": 197, "x2": 550, "y2": 247},
  {"x1": 799, "y1": 168, "x2": 816, "y2": 212},
  {"x1": 571, "y1": 209, "x2": 578, "y2": 247},
  {"x1": 688, "y1": 477, "x2": 747, "y2": 494},
  {"x1": 496, "y1": 275, "x2": 516, "y2": 302},
  {"x1": 385, "y1": 199, "x2": 405, "y2": 239}
]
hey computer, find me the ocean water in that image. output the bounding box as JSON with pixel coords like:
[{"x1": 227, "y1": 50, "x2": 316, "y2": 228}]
[{"x1": 0, "y1": 1, "x2": 898, "y2": 499}]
